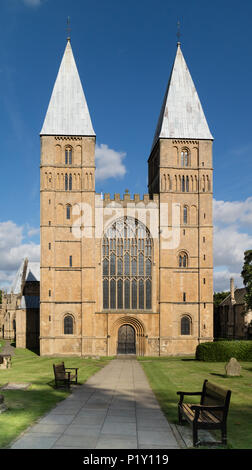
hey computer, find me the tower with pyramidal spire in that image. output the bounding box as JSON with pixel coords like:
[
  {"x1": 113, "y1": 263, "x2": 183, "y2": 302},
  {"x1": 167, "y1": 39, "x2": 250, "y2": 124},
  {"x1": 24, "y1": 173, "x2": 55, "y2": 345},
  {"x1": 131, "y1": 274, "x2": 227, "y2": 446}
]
[
  {"x1": 148, "y1": 41, "x2": 213, "y2": 354},
  {"x1": 40, "y1": 37, "x2": 97, "y2": 356},
  {"x1": 39, "y1": 37, "x2": 213, "y2": 356}
]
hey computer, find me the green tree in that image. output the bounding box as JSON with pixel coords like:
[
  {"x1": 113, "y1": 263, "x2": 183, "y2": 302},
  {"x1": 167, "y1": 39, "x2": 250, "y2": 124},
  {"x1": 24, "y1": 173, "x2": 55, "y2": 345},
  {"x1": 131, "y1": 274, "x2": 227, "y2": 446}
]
[
  {"x1": 214, "y1": 291, "x2": 229, "y2": 307},
  {"x1": 241, "y1": 250, "x2": 252, "y2": 311}
]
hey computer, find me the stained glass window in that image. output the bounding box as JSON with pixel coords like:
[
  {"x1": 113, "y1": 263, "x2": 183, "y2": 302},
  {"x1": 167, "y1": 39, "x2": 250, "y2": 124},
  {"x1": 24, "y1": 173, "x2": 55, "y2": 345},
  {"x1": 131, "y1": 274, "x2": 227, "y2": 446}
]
[{"x1": 102, "y1": 217, "x2": 152, "y2": 310}]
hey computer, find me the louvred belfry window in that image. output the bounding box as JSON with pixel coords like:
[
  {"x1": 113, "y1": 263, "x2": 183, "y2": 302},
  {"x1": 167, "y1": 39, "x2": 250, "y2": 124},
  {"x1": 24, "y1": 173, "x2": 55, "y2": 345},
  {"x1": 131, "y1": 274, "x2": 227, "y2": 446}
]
[{"x1": 102, "y1": 217, "x2": 152, "y2": 310}]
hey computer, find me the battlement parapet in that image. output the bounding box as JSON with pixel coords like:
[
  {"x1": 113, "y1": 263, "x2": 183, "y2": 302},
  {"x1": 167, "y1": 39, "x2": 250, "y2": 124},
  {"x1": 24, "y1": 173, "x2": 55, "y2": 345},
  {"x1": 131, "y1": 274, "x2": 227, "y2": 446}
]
[{"x1": 97, "y1": 192, "x2": 159, "y2": 207}]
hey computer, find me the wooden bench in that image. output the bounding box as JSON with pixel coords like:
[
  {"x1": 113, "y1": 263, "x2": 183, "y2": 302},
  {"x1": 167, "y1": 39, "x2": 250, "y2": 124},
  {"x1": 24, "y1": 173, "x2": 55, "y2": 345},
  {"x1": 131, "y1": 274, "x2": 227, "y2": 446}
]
[
  {"x1": 53, "y1": 362, "x2": 79, "y2": 389},
  {"x1": 177, "y1": 379, "x2": 231, "y2": 447}
]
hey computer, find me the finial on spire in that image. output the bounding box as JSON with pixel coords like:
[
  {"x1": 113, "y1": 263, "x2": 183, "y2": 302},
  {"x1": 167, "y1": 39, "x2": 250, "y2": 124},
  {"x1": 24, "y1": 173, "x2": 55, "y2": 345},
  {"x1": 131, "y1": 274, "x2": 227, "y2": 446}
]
[
  {"x1": 177, "y1": 20, "x2": 181, "y2": 46},
  {"x1": 67, "y1": 16, "x2": 71, "y2": 42}
]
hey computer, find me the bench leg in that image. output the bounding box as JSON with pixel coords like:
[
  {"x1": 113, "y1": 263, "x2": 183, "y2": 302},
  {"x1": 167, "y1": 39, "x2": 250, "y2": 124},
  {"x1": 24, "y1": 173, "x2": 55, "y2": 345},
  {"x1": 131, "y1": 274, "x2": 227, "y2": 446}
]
[
  {"x1": 178, "y1": 405, "x2": 183, "y2": 425},
  {"x1": 221, "y1": 423, "x2": 227, "y2": 445},
  {"x1": 193, "y1": 423, "x2": 199, "y2": 447}
]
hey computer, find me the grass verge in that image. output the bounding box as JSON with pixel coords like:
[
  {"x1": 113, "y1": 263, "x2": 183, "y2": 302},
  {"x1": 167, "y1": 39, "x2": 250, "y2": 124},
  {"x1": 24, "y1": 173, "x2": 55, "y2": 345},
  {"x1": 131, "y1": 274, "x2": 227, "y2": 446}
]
[
  {"x1": 138, "y1": 356, "x2": 252, "y2": 449},
  {"x1": 0, "y1": 346, "x2": 112, "y2": 448}
]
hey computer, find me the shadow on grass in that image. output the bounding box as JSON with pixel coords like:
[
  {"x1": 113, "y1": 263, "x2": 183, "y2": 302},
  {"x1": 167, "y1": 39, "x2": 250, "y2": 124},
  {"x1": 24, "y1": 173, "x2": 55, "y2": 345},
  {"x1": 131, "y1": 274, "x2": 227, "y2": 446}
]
[
  {"x1": 210, "y1": 373, "x2": 243, "y2": 379},
  {"x1": 10, "y1": 342, "x2": 40, "y2": 356},
  {"x1": 242, "y1": 367, "x2": 252, "y2": 372},
  {"x1": 210, "y1": 373, "x2": 228, "y2": 378}
]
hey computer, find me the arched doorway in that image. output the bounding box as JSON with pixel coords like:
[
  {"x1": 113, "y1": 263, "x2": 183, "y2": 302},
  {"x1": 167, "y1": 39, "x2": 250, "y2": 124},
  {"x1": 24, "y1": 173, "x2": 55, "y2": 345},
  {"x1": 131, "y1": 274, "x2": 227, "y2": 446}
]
[{"x1": 117, "y1": 324, "x2": 136, "y2": 354}]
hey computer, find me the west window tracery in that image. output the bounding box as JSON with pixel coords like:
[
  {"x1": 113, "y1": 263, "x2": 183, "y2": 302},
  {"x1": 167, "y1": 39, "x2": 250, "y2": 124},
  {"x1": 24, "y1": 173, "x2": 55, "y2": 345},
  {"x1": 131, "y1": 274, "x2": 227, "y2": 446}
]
[{"x1": 102, "y1": 217, "x2": 152, "y2": 310}]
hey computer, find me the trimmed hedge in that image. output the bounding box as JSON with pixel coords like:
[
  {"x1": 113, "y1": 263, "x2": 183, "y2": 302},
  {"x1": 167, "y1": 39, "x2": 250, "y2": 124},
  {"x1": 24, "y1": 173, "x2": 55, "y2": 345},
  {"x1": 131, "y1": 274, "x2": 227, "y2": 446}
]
[{"x1": 196, "y1": 340, "x2": 252, "y2": 362}]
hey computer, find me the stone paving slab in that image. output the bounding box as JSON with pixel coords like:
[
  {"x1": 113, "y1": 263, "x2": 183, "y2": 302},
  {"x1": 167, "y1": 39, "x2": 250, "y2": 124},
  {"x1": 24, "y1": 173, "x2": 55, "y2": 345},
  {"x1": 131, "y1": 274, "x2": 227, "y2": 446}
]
[
  {"x1": 2, "y1": 383, "x2": 31, "y2": 390},
  {"x1": 10, "y1": 358, "x2": 182, "y2": 449}
]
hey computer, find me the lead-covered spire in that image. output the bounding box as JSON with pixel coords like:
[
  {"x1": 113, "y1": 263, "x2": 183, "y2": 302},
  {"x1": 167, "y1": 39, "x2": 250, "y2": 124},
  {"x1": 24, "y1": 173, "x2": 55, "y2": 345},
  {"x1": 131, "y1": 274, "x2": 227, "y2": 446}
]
[
  {"x1": 40, "y1": 39, "x2": 95, "y2": 136},
  {"x1": 151, "y1": 43, "x2": 213, "y2": 150}
]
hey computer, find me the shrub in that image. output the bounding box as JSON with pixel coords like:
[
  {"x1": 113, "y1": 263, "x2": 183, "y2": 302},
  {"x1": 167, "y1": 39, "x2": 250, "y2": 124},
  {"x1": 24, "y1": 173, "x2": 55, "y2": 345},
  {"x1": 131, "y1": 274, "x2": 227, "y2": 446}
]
[{"x1": 196, "y1": 340, "x2": 252, "y2": 362}]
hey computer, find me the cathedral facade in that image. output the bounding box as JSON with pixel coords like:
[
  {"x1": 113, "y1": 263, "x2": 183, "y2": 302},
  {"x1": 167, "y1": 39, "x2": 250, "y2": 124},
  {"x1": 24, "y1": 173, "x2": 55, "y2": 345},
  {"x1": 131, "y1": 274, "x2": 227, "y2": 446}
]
[{"x1": 40, "y1": 38, "x2": 213, "y2": 357}]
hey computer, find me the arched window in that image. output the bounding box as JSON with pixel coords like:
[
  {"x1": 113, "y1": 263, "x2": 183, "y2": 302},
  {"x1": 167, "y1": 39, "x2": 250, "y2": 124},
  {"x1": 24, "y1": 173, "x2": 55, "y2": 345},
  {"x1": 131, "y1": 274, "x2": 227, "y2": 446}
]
[
  {"x1": 69, "y1": 174, "x2": 72, "y2": 190},
  {"x1": 183, "y1": 206, "x2": 188, "y2": 225},
  {"x1": 102, "y1": 217, "x2": 152, "y2": 310},
  {"x1": 181, "y1": 149, "x2": 189, "y2": 167},
  {"x1": 179, "y1": 252, "x2": 188, "y2": 268},
  {"x1": 65, "y1": 147, "x2": 72, "y2": 165},
  {"x1": 181, "y1": 176, "x2": 185, "y2": 192},
  {"x1": 186, "y1": 176, "x2": 189, "y2": 192},
  {"x1": 65, "y1": 174, "x2": 68, "y2": 191},
  {"x1": 66, "y1": 205, "x2": 71, "y2": 220},
  {"x1": 64, "y1": 315, "x2": 73, "y2": 334},
  {"x1": 181, "y1": 316, "x2": 191, "y2": 335},
  {"x1": 207, "y1": 175, "x2": 211, "y2": 192}
]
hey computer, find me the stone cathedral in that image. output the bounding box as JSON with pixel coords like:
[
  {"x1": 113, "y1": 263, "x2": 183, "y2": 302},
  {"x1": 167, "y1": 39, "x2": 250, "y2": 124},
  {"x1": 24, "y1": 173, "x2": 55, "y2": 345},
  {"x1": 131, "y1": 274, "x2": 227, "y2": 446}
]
[{"x1": 39, "y1": 38, "x2": 213, "y2": 357}]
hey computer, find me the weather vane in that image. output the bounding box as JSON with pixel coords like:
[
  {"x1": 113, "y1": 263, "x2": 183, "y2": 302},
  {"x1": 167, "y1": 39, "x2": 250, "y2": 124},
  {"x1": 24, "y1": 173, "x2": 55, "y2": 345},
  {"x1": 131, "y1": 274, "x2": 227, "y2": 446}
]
[
  {"x1": 177, "y1": 20, "x2": 181, "y2": 45},
  {"x1": 67, "y1": 16, "x2": 71, "y2": 41}
]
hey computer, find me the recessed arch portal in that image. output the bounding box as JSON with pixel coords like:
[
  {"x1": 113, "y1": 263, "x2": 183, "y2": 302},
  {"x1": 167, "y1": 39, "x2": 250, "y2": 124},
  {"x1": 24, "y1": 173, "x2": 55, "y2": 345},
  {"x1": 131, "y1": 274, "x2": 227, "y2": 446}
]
[
  {"x1": 117, "y1": 324, "x2": 136, "y2": 354},
  {"x1": 111, "y1": 315, "x2": 146, "y2": 356}
]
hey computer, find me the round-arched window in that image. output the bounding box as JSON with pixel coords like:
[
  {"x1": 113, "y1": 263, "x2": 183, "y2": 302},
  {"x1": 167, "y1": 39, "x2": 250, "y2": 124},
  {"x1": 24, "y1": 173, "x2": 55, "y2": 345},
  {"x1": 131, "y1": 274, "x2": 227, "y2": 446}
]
[
  {"x1": 181, "y1": 316, "x2": 191, "y2": 335},
  {"x1": 65, "y1": 146, "x2": 73, "y2": 165},
  {"x1": 179, "y1": 252, "x2": 188, "y2": 268},
  {"x1": 64, "y1": 315, "x2": 74, "y2": 335},
  {"x1": 181, "y1": 149, "x2": 190, "y2": 167}
]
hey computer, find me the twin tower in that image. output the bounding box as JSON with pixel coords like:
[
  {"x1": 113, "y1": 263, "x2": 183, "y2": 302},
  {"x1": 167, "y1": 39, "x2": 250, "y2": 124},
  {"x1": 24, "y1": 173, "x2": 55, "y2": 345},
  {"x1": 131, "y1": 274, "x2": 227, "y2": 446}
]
[{"x1": 40, "y1": 38, "x2": 213, "y2": 357}]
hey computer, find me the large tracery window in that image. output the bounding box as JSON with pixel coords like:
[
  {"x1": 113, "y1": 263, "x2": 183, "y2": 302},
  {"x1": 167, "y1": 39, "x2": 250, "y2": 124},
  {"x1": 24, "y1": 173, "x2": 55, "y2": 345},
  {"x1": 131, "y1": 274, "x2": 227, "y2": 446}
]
[{"x1": 103, "y1": 217, "x2": 152, "y2": 310}]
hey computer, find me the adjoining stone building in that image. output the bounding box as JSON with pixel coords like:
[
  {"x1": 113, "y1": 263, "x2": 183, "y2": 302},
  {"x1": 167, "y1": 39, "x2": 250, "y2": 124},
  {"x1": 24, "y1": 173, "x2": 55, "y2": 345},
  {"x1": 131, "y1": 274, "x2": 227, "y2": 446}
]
[
  {"x1": 1, "y1": 259, "x2": 40, "y2": 351},
  {"x1": 39, "y1": 36, "x2": 214, "y2": 357},
  {"x1": 215, "y1": 278, "x2": 252, "y2": 340},
  {"x1": 0, "y1": 304, "x2": 3, "y2": 338}
]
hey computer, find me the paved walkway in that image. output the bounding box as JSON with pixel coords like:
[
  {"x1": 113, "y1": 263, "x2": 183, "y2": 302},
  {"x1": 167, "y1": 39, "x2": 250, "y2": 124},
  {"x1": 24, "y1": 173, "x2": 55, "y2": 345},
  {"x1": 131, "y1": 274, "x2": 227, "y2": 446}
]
[{"x1": 10, "y1": 358, "x2": 182, "y2": 449}]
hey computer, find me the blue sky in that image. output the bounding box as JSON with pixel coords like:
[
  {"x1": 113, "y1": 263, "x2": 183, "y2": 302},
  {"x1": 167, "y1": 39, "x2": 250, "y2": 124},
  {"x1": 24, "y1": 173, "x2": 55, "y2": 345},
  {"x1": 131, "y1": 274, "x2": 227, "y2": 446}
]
[{"x1": 0, "y1": 0, "x2": 252, "y2": 291}]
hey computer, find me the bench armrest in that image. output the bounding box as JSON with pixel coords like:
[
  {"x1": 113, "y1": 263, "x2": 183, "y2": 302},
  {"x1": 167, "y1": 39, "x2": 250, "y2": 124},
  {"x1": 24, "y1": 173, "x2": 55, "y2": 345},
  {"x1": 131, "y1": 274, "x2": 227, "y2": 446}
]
[
  {"x1": 65, "y1": 367, "x2": 79, "y2": 371},
  {"x1": 177, "y1": 391, "x2": 202, "y2": 404}
]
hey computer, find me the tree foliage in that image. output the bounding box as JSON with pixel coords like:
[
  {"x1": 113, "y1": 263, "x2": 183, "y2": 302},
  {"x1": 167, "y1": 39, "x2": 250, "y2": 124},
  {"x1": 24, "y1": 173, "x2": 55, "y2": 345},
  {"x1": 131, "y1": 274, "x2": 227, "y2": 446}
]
[
  {"x1": 214, "y1": 291, "x2": 229, "y2": 307},
  {"x1": 241, "y1": 250, "x2": 252, "y2": 311}
]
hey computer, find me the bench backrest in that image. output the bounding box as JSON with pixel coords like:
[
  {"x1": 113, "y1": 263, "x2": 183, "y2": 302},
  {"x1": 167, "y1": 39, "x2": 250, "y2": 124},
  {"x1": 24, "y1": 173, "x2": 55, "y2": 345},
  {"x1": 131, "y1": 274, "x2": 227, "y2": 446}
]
[
  {"x1": 53, "y1": 362, "x2": 66, "y2": 379},
  {"x1": 201, "y1": 379, "x2": 231, "y2": 420}
]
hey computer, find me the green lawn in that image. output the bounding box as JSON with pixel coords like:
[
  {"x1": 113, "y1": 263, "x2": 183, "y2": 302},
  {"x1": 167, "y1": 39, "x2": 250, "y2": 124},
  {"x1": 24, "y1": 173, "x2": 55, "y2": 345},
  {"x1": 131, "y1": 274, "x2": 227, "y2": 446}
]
[
  {"x1": 138, "y1": 356, "x2": 252, "y2": 449},
  {"x1": 0, "y1": 346, "x2": 112, "y2": 448}
]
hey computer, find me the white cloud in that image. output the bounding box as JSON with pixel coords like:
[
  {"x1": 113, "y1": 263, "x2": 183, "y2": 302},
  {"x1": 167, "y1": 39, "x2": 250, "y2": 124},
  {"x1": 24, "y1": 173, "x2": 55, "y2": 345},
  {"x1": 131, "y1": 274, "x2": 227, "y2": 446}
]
[
  {"x1": 0, "y1": 221, "x2": 40, "y2": 290},
  {"x1": 213, "y1": 270, "x2": 243, "y2": 293},
  {"x1": 213, "y1": 197, "x2": 252, "y2": 225},
  {"x1": 214, "y1": 225, "x2": 252, "y2": 272},
  {"x1": 95, "y1": 143, "x2": 127, "y2": 181},
  {"x1": 213, "y1": 197, "x2": 252, "y2": 292},
  {"x1": 27, "y1": 227, "x2": 40, "y2": 237}
]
